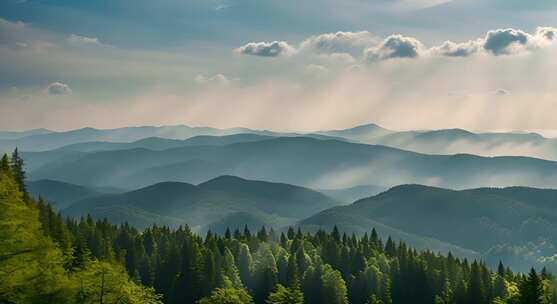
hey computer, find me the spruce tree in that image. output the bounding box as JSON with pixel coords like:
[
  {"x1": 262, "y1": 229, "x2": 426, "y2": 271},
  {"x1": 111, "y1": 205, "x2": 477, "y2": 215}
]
[
  {"x1": 519, "y1": 268, "x2": 544, "y2": 304},
  {"x1": 10, "y1": 148, "x2": 26, "y2": 195}
]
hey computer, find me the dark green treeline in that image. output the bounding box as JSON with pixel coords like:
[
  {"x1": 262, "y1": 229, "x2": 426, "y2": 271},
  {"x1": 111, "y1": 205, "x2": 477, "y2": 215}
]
[{"x1": 41, "y1": 204, "x2": 557, "y2": 304}]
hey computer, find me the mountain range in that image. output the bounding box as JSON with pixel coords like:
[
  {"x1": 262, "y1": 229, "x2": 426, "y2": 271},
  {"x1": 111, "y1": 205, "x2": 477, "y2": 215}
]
[
  {"x1": 26, "y1": 136, "x2": 557, "y2": 190},
  {"x1": 10, "y1": 122, "x2": 557, "y2": 273},
  {"x1": 4, "y1": 123, "x2": 557, "y2": 161}
]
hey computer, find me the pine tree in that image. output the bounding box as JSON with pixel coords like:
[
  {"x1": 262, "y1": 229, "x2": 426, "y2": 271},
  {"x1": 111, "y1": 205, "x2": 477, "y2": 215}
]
[
  {"x1": 197, "y1": 287, "x2": 254, "y2": 304},
  {"x1": 518, "y1": 268, "x2": 544, "y2": 304},
  {"x1": 10, "y1": 148, "x2": 26, "y2": 195},
  {"x1": 0, "y1": 154, "x2": 10, "y2": 174},
  {"x1": 468, "y1": 261, "x2": 487, "y2": 304},
  {"x1": 266, "y1": 284, "x2": 304, "y2": 304},
  {"x1": 238, "y1": 243, "x2": 253, "y2": 288}
]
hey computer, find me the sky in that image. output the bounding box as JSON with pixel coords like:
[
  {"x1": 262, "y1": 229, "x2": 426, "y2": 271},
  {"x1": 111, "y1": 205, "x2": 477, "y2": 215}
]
[{"x1": 1, "y1": 0, "x2": 557, "y2": 133}]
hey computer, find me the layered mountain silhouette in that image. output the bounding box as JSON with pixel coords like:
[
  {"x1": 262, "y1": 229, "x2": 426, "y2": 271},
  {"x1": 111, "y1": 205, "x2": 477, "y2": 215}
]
[
  {"x1": 0, "y1": 125, "x2": 341, "y2": 153},
  {"x1": 5, "y1": 123, "x2": 557, "y2": 161},
  {"x1": 27, "y1": 137, "x2": 557, "y2": 190}
]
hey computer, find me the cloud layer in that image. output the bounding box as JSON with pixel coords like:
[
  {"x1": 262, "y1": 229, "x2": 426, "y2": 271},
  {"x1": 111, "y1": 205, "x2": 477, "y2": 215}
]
[{"x1": 238, "y1": 26, "x2": 557, "y2": 62}]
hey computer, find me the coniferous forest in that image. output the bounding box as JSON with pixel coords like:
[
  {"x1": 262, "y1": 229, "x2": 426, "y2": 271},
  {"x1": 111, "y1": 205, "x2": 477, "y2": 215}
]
[{"x1": 1, "y1": 151, "x2": 557, "y2": 304}]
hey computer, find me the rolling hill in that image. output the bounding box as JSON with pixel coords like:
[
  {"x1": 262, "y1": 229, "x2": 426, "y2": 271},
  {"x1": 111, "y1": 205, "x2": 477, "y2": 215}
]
[
  {"x1": 63, "y1": 175, "x2": 341, "y2": 231},
  {"x1": 27, "y1": 179, "x2": 104, "y2": 209},
  {"x1": 300, "y1": 184, "x2": 557, "y2": 270}
]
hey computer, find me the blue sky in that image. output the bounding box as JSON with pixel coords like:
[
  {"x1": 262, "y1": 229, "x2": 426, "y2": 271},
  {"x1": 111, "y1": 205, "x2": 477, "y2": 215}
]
[{"x1": 1, "y1": 0, "x2": 556, "y2": 133}]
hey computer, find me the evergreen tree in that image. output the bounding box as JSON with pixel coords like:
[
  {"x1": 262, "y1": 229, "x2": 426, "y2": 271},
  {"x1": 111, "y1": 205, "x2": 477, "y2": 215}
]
[
  {"x1": 197, "y1": 287, "x2": 254, "y2": 304},
  {"x1": 10, "y1": 148, "x2": 26, "y2": 195},
  {"x1": 266, "y1": 284, "x2": 304, "y2": 304},
  {"x1": 518, "y1": 268, "x2": 544, "y2": 304}
]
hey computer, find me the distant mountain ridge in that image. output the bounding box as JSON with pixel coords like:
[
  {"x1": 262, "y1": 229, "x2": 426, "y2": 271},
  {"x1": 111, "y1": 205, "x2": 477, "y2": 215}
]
[
  {"x1": 0, "y1": 128, "x2": 52, "y2": 140},
  {"x1": 4, "y1": 123, "x2": 557, "y2": 160},
  {"x1": 0, "y1": 125, "x2": 344, "y2": 153},
  {"x1": 28, "y1": 136, "x2": 557, "y2": 190}
]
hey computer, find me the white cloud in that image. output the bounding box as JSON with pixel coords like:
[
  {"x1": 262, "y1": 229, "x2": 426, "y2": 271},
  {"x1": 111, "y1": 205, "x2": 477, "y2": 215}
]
[
  {"x1": 236, "y1": 41, "x2": 296, "y2": 57},
  {"x1": 47, "y1": 82, "x2": 72, "y2": 95},
  {"x1": 482, "y1": 28, "x2": 531, "y2": 55},
  {"x1": 535, "y1": 27, "x2": 557, "y2": 41},
  {"x1": 364, "y1": 34, "x2": 425, "y2": 61},
  {"x1": 430, "y1": 40, "x2": 481, "y2": 57},
  {"x1": 531, "y1": 27, "x2": 557, "y2": 48},
  {"x1": 300, "y1": 31, "x2": 377, "y2": 55}
]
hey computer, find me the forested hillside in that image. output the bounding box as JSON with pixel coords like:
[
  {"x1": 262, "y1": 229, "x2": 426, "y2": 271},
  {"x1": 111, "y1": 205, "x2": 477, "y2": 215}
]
[
  {"x1": 301, "y1": 184, "x2": 557, "y2": 272},
  {"x1": 0, "y1": 151, "x2": 161, "y2": 303},
  {"x1": 61, "y1": 175, "x2": 340, "y2": 230},
  {"x1": 2, "y1": 151, "x2": 557, "y2": 303}
]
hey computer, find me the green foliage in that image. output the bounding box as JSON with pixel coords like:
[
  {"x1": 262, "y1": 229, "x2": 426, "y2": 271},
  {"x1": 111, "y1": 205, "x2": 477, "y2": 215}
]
[
  {"x1": 0, "y1": 163, "x2": 162, "y2": 304},
  {"x1": 0, "y1": 171, "x2": 70, "y2": 303},
  {"x1": 518, "y1": 268, "x2": 545, "y2": 304},
  {"x1": 266, "y1": 284, "x2": 304, "y2": 304},
  {"x1": 197, "y1": 288, "x2": 254, "y2": 304},
  {"x1": 73, "y1": 259, "x2": 162, "y2": 304}
]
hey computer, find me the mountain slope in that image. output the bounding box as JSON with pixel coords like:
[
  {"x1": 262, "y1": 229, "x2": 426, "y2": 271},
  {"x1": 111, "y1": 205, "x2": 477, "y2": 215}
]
[
  {"x1": 29, "y1": 137, "x2": 557, "y2": 190},
  {"x1": 27, "y1": 179, "x2": 102, "y2": 209},
  {"x1": 318, "y1": 184, "x2": 387, "y2": 203},
  {"x1": 300, "y1": 185, "x2": 557, "y2": 256},
  {"x1": 63, "y1": 176, "x2": 341, "y2": 230}
]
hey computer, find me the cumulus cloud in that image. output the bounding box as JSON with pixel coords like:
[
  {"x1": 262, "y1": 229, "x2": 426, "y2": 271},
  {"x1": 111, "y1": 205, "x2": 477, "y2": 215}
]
[
  {"x1": 430, "y1": 40, "x2": 481, "y2": 57},
  {"x1": 364, "y1": 34, "x2": 425, "y2": 61},
  {"x1": 482, "y1": 28, "x2": 531, "y2": 55},
  {"x1": 67, "y1": 34, "x2": 100, "y2": 45},
  {"x1": 536, "y1": 27, "x2": 557, "y2": 41},
  {"x1": 236, "y1": 41, "x2": 296, "y2": 57},
  {"x1": 47, "y1": 82, "x2": 72, "y2": 95},
  {"x1": 236, "y1": 26, "x2": 557, "y2": 63},
  {"x1": 431, "y1": 27, "x2": 557, "y2": 57},
  {"x1": 300, "y1": 31, "x2": 377, "y2": 55}
]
